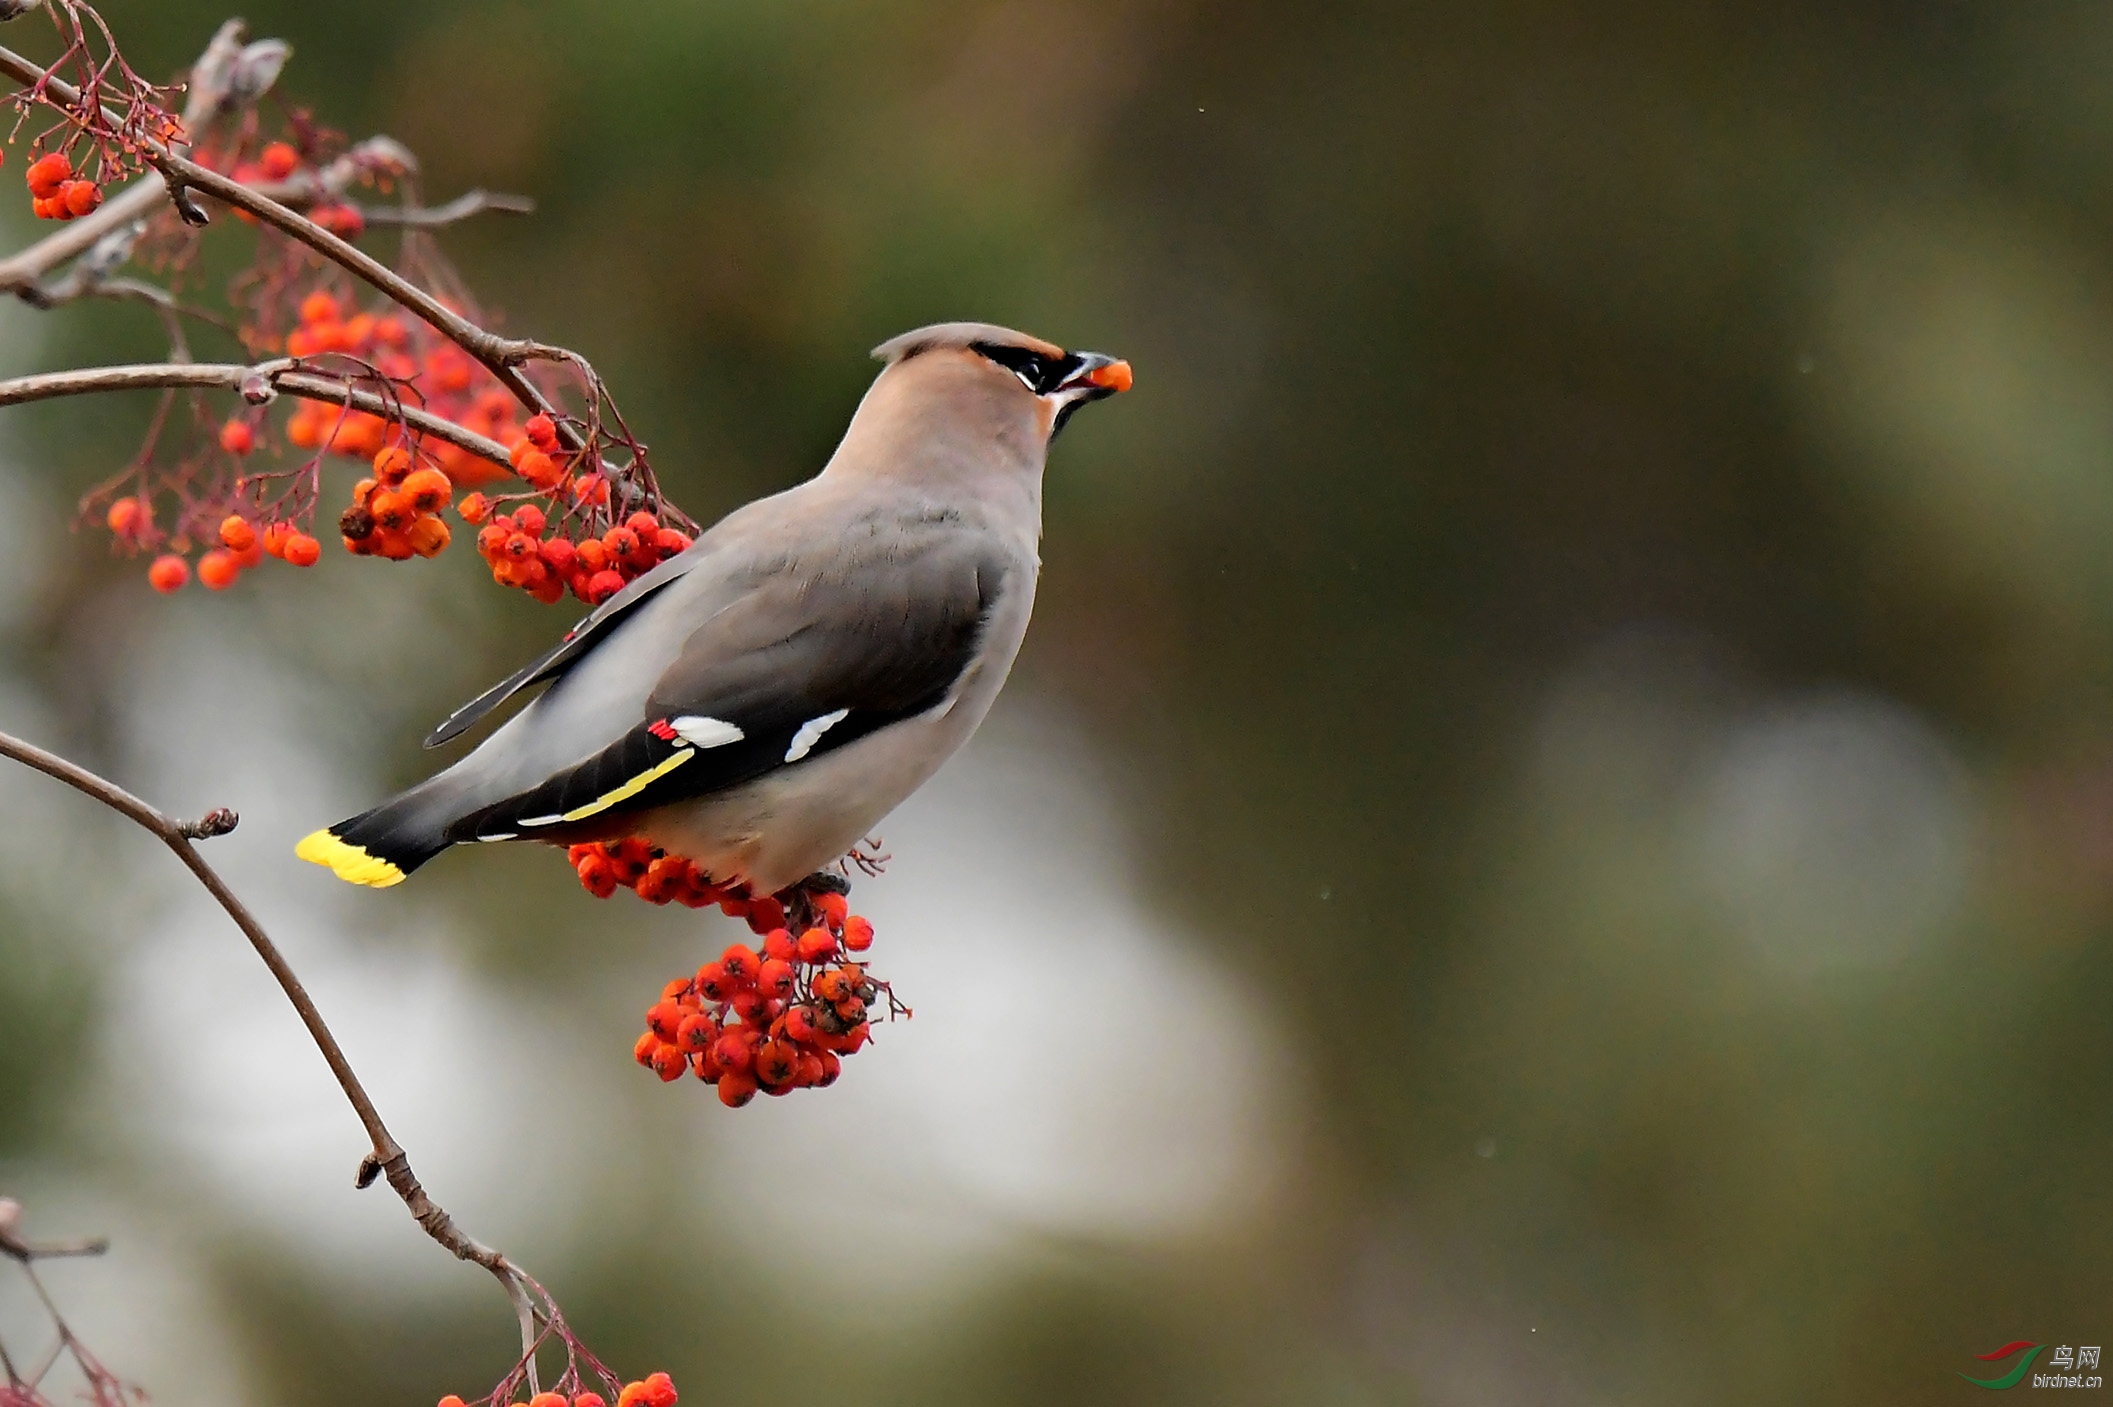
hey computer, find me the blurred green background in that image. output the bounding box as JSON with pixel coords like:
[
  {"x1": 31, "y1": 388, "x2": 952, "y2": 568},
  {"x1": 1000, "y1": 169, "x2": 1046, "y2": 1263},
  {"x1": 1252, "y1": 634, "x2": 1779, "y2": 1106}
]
[{"x1": 3, "y1": 2, "x2": 2112, "y2": 1404}]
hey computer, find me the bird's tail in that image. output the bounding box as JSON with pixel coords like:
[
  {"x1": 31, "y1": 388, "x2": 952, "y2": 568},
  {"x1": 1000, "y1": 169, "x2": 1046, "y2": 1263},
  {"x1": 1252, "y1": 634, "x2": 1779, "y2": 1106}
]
[{"x1": 297, "y1": 777, "x2": 472, "y2": 888}]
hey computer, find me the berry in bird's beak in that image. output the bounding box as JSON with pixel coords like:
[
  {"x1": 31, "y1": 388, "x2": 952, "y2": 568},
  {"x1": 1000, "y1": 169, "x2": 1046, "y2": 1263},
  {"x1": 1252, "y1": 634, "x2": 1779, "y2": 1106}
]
[{"x1": 1086, "y1": 359, "x2": 1133, "y2": 394}]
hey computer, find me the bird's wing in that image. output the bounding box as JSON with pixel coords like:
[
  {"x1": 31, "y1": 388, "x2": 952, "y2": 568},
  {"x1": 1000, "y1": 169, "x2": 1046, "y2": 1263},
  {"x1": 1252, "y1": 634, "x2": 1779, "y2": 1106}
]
[
  {"x1": 422, "y1": 549, "x2": 703, "y2": 748},
  {"x1": 447, "y1": 533, "x2": 1008, "y2": 842}
]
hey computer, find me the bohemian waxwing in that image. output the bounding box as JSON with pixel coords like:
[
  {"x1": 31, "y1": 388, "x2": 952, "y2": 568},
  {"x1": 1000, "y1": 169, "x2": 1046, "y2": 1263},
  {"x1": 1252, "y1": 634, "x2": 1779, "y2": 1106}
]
[{"x1": 297, "y1": 322, "x2": 1132, "y2": 896}]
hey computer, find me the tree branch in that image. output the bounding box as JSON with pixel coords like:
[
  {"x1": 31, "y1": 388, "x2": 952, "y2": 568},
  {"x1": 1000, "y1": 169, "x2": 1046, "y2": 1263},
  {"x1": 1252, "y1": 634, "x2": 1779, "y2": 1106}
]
[
  {"x1": 0, "y1": 41, "x2": 584, "y2": 441},
  {"x1": 0, "y1": 360, "x2": 515, "y2": 472},
  {"x1": 0, "y1": 729, "x2": 534, "y2": 1320}
]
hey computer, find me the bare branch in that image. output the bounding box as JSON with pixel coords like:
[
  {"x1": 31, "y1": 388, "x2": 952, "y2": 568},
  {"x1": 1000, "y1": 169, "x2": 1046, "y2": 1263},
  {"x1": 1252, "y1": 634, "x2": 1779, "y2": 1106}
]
[
  {"x1": 0, "y1": 729, "x2": 536, "y2": 1323},
  {"x1": 0, "y1": 39, "x2": 597, "y2": 457},
  {"x1": 361, "y1": 188, "x2": 536, "y2": 228},
  {"x1": 0, "y1": 360, "x2": 515, "y2": 472}
]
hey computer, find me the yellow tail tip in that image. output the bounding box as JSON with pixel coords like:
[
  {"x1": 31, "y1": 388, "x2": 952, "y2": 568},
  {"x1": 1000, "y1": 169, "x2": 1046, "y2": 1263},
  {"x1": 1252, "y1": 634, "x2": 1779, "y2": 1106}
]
[{"x1": 296, "y1": 829, "x2": 407, "y2": 888}]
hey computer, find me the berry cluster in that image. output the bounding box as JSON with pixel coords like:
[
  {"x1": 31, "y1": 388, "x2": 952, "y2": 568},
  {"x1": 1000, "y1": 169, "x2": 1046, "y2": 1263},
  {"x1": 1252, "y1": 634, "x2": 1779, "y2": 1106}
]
[
  {"x1": 471, "y1": 468, "x2": 692, "y2": 606},
  {"x1": 597, "y1": 849, "x2": 890, "y2": 1109},
  {"x1": 117, "y1": 500, "x2": 324, "y2": 593},
  {"x1": 24, "y1": 152, "x2": 103, "y2": 221},
  {"x1": 282, "y1": 291, "x2": 510, "y2": 489},
  {"x1": 338, "y1": 446, "x2": 455, "y2": 560},
  {"x1": 439, "y1": 1372, "x2": 676, "y2": 1407}
]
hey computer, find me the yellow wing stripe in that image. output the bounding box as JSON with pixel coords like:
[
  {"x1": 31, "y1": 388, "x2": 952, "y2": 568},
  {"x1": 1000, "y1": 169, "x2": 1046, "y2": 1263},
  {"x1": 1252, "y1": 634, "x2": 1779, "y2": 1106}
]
[
  {"x1": 296, "y1": 829, "x2": 408, "y2": 888},
  {"x1": 558, "y1": 747, "x2": 694, "y2": 823}
]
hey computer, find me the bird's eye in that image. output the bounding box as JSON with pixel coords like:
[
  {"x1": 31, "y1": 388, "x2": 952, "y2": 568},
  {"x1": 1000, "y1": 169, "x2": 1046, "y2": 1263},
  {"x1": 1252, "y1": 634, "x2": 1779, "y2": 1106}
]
[{"x1": 971, "y1": 342, "x2": 1060, "y2": 394}]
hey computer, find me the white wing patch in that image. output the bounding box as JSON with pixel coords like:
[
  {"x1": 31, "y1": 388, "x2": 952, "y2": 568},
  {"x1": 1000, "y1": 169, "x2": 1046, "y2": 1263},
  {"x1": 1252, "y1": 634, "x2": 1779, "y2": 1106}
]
[
  {"x1": 784, "y1": 708, "x2": 850, "y2": 763},
  {"x1": 672, "y1": 715, "x2": 745, "y2": 749}
]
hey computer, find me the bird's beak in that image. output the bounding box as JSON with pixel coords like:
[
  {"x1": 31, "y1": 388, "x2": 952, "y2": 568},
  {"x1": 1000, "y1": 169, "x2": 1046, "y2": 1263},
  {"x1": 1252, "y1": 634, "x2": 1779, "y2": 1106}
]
[{"x1": 1061, "y1": 352, "x2": 1133, "y2": 398}]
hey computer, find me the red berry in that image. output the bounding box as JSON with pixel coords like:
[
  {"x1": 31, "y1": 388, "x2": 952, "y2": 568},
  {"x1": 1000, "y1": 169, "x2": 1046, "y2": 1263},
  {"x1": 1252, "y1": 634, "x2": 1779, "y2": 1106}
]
[
  {"x1": 695, "y1": 960, "x2": 732, "y2": 1002},
  {"x1": 796, "y1": 927, "x2": 837, "y2": 963},
  {"x1": 625, "y1": 511, "x2": 661, "y2": 538},
  {"x1": 717, "y1": 1071, "x2": 758, "y2": 1107},
  {"x1": 762, "y1": 928, "x2": 795, "y2": 962},
  {"x1": 755, "y1": 1038, "x2": 800, "y2": 1088},
  {"x1": 757, "y1": 958, "x2": 796, "y2": 999},
  {"x1": 656, "y1": 528, "x2": 694, "y2": 557},
  {"x1": 147, "y1": 555, "x2": 189, "y2": 593},
  {"x1": 585, "y1": 569, "x2": 625, "y2": 604},
  {"x1": 106, "y1": 496, "x2": 145, "y2": 537},
  {"x1": 219, "y1": 419, "x2": 255, "y2": 455},
  {"x1": 815, "y1": 1049, "x2": 842, "y2": 1086},
  {"x1": 25, "y1": 152, "x2": 71, "y2": 200},
  {"x1": 650, "y1": 1043, "x2": 687, "y2": 1081},
  {"x1": 720, "y1": 944, "x2": 760, "y2": 986},
  {"x1": 645, "y1": 1000, "x2": 685, "y2": 1043},
  {"x1": 710, "y1": 1030, "x2": 754, "y2": 1073},
  {"x1": 62, "y1": 180, "x2": 101, "y2": 217},
  {"x1": 197, "y1": 548, "x2": 241, "y2": 591},
  {"x1": 259, "y1": 141, "x2": 299, "y2": 179},
  {"x1": 525, "y1": 413, "x2": 558, "y2": 450},
  {"x1": 843, "y1": 915, "x2": 875, "y2": 951}
]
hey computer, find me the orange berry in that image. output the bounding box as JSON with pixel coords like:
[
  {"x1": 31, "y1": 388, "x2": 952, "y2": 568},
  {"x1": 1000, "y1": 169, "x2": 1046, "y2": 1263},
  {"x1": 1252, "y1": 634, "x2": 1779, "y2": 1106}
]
[
  {"x1": 528, "y1": 1394, "x2": 566, "y2": 1407},
  {"x1": 603, "y1": 526, "x2": 641, "y2": 561},
  {"x1": 575, "y1": 1395, "x2": 608, "y2": 1407},
  {"x1": 762, "y1": 928, "x2": 796, "y2": 962},
  {"x1": 538, "y1": 538, "x2": 577, "y2": 575},
  {"x1": 843, "y1": 914, "x2": 874, "y2": 951},
  {"x1": 62, "y1": 180, "x2": 101, "y2": 217},
  {"x1": 585, "y1": 569, "x2": 624, "y2": 604},
  {"x1": 516, "y1": 450, "x2": 560, "y2": 489},
  {"x1": 476, "y1": 524, "x2": 509, "y2": 558},
  {"x1": 576, "y1": 853, "x2": 618, "y2": 898},
  {"x1": 106, "y1": 496, "x2": 144, "y2": 536},
  {"x1": 716, "y1": 1070, "x2": 758, "y2": 1107},
  {"x1": 372, "y1": 446, "x2": 414, "y2": 485},
  {"x1": 575, "y1": 538, "x2": 609, "y2": 573},
  {"x1": 197, "y1": 549, "x2": 240, "y2": 591},
  {"x1": 512, "y1": 504, "x2": 547, "y2": 537},
  {"x1": 675, "y1": 1012, "x2": 717, "y2": 1052},
  {"x1": 720, "y1": 944, "x2": 761, "y2": 986},
  {"x1": 625, "y1": 511, "x2": 661, "y2": 538},
  {"x1": 456, "y1": 492, "x2": 490, "y2": 524},
  {"x1": 298, "y1": 290, "x2": 339, "y2": 324},
  {"x1": 646, "y1": 1000, "x2": 685, "y2": 1043},
  {"x1": 633, "y1": 1032, "x2": 659, "y2": 1068},
  {"x1": 259, "y1": 141, "x2": 299, "y2": 180},
  {"x1": 407, "y1": 515, "x2": 451, "y2": 557},
  {"x1": 755, "y1": 1038, "x2": 799, "y2": 1088},
  {"x1": 757, "y1": 958, "x2": 796, "y2": 999},
  {"x1": 815, "y1": 1049, "x2": 842, "y2": 1086},
  {"x1": 260, "y1": 521, "x2": 293, "y2": 558},
  {"x1": 25, "y1": 152, "x2": 71, "y2": 200},
  {"x1": 503, "y1": 531, "x2": 537, "y2": 561},
  {"x1": 643, "y1": 1372, "x2": 677, "y2": 1407},
  {"x1": 374, "y1": 528, "x2": 416, "y2": 561},
  {"x1": 695, "y1": 961, "x2": 732, "y2": 1002},
  {"x1": 783, "y1": 1004, "x2": 820, "y2": 1044},
  {"x1": 525, "y1": 413, "x2": 558, "y2": 450},
  {"x1": 656, "y1": 528, "x2": 694, "y2": 557},
  {"x1": 650, "y1": 1043, "x2": 687, "y2": 1081},
  {"x1": 710, "y1": 1030, "x2": 754, "y2": 1074},
  {"x1": 283, "y1": 533, "x2": 321, "y2": 567},
  {"x1": 816, "y1": 891, "x2": 850, "y2": 927},
  {"x1": 147, "y1": 555, "x2": 189, "y2": 593},
  {"x1": 401, "y1": 468, "x2": 451, "y2": 513},
  {"x1": 219, "y1": 516, "x2": 257, "y2": 553},
  {"x1": 796, "y1": 927, "x2": 836, "y2": 963},
  {"x1": 369, "y1": 490, "x2": 411, "y2": 532},
  {"x1": 218, "y1": 419, "x2": 255, "y2": 455}
]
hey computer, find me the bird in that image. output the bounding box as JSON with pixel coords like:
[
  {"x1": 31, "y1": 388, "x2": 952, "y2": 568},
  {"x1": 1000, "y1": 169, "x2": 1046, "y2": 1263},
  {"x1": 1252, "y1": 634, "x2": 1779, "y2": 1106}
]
[{"x1": 297, "y1": 322, "x2": 1132, "y2": 897}]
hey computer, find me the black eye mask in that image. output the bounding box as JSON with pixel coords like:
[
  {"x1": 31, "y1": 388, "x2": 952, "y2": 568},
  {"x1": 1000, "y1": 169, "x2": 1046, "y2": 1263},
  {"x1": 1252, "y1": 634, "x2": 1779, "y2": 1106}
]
[{"x1": 970, "y1": 341, "x2": 1083, "y2": 395}]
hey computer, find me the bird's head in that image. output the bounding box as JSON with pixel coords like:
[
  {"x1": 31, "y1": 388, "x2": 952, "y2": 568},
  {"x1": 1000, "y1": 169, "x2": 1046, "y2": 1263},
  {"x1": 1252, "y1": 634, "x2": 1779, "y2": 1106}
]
[{"x1": 864, "y1": 322, "x2": 1132, "y2": 454}]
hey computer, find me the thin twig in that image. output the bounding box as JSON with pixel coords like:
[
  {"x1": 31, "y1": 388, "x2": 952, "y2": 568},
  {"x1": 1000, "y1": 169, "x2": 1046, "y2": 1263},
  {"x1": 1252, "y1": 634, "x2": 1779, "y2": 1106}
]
[
  {"x1": 0, "y1": 40, "x2": 600, "y2": 461},
  {"x1": 0, "y1": 729, "x2": 536, "y2": 1338},
  {"x1": 0, "y1": 360, "x2": 514, "y2": 471}
]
